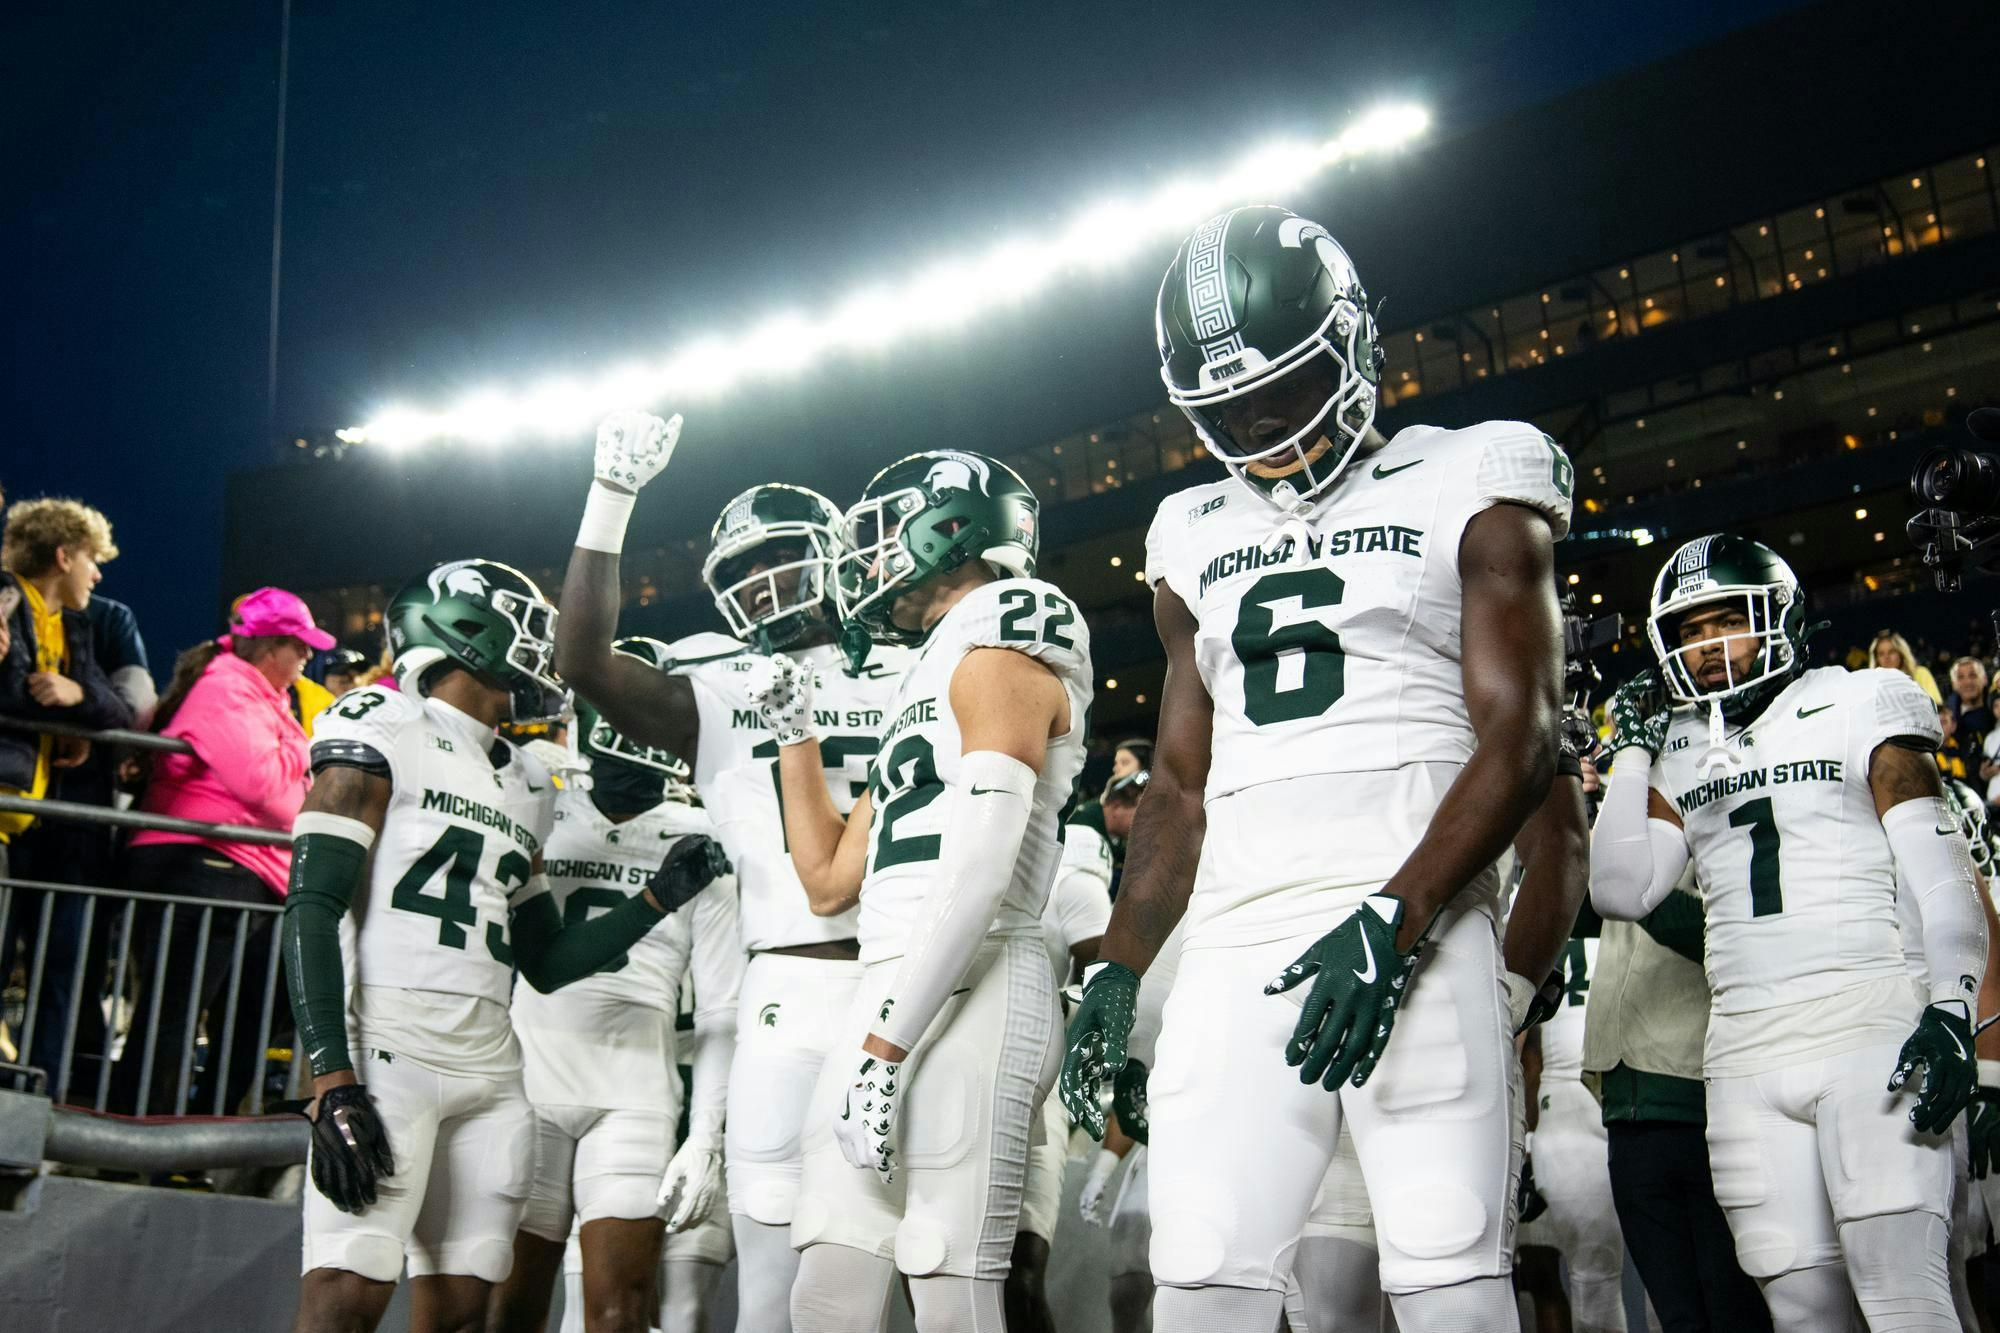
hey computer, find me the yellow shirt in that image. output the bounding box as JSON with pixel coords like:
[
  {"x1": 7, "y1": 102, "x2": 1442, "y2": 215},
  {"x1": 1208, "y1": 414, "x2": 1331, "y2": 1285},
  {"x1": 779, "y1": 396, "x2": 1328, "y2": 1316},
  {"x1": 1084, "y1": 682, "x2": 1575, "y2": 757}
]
[
  {"x1": 0, "y1": 580, "x2": 68, "y2": 840},
  {"x1": 290, "y1": 675, "x2": 335, "y2": 739}
]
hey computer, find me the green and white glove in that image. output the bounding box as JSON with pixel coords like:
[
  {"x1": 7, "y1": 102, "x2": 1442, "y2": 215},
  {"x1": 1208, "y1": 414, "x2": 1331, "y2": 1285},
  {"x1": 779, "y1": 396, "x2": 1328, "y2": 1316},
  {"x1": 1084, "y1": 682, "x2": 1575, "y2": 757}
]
[
  {"x1": 1060, "y1": 961, "x2": 1140, "y2": 1140},
  {"x1": 1966, "y1": 1070, "x2": 2000, "y2": 1180},
  {"x1": 1111, "y1": 1058, "x2": 1150, "y2": 1145},
  {"x1": 1889, "y1": 1001, "x2": 1977, "y2": 1135},
  {"x1": 594, "y1": 409, "x2": 682, "y2": 492},
  {"x1": 1267, "y1": 894, "x2": 1420, "y2": 1090},
  {"x1": 1606, "y1": 671, "x2": 1671, "y2": 759},
  {"x1": 742, "y1": 653, "x2": 818, "y2": 747}
]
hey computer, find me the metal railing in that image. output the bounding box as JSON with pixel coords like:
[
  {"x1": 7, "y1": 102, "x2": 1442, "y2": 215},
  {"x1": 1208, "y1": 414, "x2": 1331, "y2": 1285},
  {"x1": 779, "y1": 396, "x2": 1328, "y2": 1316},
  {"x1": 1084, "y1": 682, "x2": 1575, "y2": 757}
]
[{"x1": 0, "y1": 717, "x2": 303, "y2": 1138}]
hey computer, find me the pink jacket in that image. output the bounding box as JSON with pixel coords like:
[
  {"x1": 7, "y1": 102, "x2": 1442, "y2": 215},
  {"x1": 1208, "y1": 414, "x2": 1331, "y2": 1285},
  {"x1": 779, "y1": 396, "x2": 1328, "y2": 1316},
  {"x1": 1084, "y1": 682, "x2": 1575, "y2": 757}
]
[{"x1": 132, "y1": 651, "x2": 309, "y2": 895}]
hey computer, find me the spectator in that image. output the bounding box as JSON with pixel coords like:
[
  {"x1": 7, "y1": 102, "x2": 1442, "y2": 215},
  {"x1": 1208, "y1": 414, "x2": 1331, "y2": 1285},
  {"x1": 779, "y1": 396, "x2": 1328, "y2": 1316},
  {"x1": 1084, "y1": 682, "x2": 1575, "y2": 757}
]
[
  {"x1": 1870, "y1": 628, "x2": 1942, "y2": 703},
  {"x1": 1110, "y1": 737, "x2": 1153, "y2": 780},
  {"x1": 0, "y1": 497, "x2": 133, "y2": 1092},
  {"x1": 112, "y1": 587, "x2": 329, "y2": 1115},
  {"x1": 1938, "y1": 706, "x2": 1974, "y2": 783},
  {"x1": 320, "y1": 647, "x2": 369, "y2": 699}
]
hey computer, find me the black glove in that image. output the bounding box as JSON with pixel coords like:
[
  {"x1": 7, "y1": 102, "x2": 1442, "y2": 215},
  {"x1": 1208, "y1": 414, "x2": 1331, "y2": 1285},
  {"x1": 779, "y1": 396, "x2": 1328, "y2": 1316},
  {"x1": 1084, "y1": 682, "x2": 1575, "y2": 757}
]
[
  {"x1": 1889, "y1": 1002, "x2": 1977, "y2": 1135},
  {"x1": 1967, "y1": 1086, "x2": 2000, "y2": 1179},
  {"x1": 649, "y1": 835, "x2": 732, "y2": 915},
  {"x1": 1112, "y1": 1058, "x2": 1150, "y2": 1146},
  {"x1": 1517, "y1": 1151, "x2": 1549, "y2": 1225},
  {"x1": 1522, "y1": 966, "x2": 1566, "y2": 1032},
  {"x1": 310, "y1": 1082, "x2": 395, "y2": 1214}
]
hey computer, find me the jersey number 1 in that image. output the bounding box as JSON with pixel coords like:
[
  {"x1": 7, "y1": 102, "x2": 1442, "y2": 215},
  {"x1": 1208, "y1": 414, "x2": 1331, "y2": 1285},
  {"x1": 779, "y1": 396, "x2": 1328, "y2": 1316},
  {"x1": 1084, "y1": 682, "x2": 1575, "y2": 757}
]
[{"x1": 1726, "y1": 797, "x2": 1785, "y2": 917}]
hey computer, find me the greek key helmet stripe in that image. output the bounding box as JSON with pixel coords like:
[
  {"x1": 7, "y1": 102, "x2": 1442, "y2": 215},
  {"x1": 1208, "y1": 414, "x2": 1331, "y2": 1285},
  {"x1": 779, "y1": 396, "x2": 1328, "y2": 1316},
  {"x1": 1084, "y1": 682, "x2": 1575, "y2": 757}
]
[{"x1": 1185, "y1": 209, "x2": 1244, "y2": 360}]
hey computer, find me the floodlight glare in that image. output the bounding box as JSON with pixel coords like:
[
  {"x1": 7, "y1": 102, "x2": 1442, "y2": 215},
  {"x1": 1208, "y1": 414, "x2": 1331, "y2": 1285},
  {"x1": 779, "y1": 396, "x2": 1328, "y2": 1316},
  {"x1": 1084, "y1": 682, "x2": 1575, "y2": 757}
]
[{"x1": 342, "y1": 102, "x2": 1430, "y2": 449}]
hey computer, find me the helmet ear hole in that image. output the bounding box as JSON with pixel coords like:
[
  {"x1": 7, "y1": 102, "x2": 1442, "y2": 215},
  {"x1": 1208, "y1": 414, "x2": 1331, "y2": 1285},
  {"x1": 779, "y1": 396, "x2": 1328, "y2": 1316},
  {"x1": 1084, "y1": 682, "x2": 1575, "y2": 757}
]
[{"x1": 452, "y1": 618, "x2": 485, "y2": 638}]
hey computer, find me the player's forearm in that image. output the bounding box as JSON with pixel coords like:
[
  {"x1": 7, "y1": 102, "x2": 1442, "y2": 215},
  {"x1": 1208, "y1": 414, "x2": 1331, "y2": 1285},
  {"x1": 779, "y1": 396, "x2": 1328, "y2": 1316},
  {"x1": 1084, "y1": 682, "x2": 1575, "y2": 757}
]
[
  {"x1": 282, "y1": 815, "x2": 373, "y2": 1078},
  {"x1": 1383, "y1": 707, "x2": 1556, "y2": 951},
  {"x1": 1635, "y1": 890, "x2": 1706, "y2": 963},
  {"x1": 776, "y1": 739, "x2": 856, "y2": 907},
  {"x1": 512, "y1": 886, "x2": 664, "y2": 993},
  {"x1": 1885, "y1": 797, "x2": 1989, "y2": 1008},
  {"x1": 555, "y1": 543, "x2": 626, "y2": 696},
  {"x1": 1097, "y1": 777, "x2": 1202, "y2": 977},
  {"x1": 872, "y1": 755, "x2": 1036, "y2": 1053},
  {"x1": 685, "y1": 1007, "x2": 735, "y2": 1140},
  {"x1": 1502, "y1": 774, "x2": 1589, "y2": 984},
  {"x1": 1589, "y1": 751, "x2": 1689, "y2": 920},
  {"x1": 1975, "y1": 875, "x2": 2000, "y2": 1061}
]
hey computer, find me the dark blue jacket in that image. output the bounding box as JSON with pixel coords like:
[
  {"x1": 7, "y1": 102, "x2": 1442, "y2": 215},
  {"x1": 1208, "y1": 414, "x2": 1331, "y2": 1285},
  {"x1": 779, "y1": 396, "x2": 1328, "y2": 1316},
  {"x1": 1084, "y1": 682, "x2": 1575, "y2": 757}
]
[{"x1": 0, "y1": 575, "x2": 134, "y2": 792}]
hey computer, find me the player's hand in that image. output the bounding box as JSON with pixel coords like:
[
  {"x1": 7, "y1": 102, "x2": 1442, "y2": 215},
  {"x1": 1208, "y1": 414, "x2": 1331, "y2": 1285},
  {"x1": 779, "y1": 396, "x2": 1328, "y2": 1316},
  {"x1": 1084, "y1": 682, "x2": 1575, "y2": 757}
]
[
  {"x1": 1606, "y1": 671, "x2": 1670, "y2": 759},
  {"x1": 1059, "y1": 961, "x2": 1140, "y2": 1140},
  {"x1": 741, "y1": 653, "x2": 817, "y2": 746},
  {"x1": 593, "y1": 410, "x2": 682, "y2": 492},
  {"x1": 1111, "y1": 1058, "x2": 1149, "y2": 1146},
  {"x1": 309, "y1": 1083, "x2": 395, "y2": 1213},
  {"x1": 1078, "y1": 1147, "x2": 1122, "y2": 1226},
  {"x1": 1889, "y1": 1002, "x2": 1977, "y2": 1134},
  {"x1": 657, "y1": 1133, "x2": 724, "y2": 1231},
  {"x1": 647, "y1": 835, "x2": 731, "y2": 916},
  {"x1": 834, "y1": 1051, "x2": 902, "y2": 1182},
  {"x1": 1506, "y1": 966, "x2": 1566, "y2": 1035},
  {"x1": 1967, "y1": 1085, "x2": 2000, "y2": 1179},
  {"x1": 1516, "y1": 1144, "x2": 1549, "y2": 1224},
  {"x1": 1267, "y1": 894, "x2": 1419, "y2": 1090}
]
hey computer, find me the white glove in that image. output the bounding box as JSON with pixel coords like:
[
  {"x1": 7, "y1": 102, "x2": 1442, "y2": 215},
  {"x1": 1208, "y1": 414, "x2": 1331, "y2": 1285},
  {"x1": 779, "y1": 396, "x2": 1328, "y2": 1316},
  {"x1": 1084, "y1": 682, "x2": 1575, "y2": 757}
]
[
  {"x1": 1078, "y1": 1147, "x2": 1122, "y2": 1225},
  {"x1": 656, "y1": 1133, "x2": 723, "y2": 1232},
  {"x1": 741, "y1": 653, "x2": 817, "y2": 747},
  {"x1": 594, "y1": 410, "x2": 682, "y2": 492},
  {"x1": 833, "y1": 1052, "x2": 902, "y2": 1182}
]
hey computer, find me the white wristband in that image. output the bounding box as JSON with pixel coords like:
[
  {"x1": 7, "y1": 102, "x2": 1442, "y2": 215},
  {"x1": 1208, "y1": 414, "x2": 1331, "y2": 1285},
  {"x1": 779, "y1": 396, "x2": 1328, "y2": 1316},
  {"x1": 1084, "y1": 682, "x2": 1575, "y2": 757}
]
[{"x1": 576, "y1": 481, "x2": 637, "y2": 554}]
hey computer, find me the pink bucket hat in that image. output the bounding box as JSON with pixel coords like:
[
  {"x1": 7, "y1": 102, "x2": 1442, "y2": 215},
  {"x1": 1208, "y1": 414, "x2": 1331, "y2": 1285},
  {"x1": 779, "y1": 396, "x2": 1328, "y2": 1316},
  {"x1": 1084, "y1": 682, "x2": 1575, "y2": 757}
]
[{"x1": 225, "y1": 586, "x2": 336, "y2": 651}]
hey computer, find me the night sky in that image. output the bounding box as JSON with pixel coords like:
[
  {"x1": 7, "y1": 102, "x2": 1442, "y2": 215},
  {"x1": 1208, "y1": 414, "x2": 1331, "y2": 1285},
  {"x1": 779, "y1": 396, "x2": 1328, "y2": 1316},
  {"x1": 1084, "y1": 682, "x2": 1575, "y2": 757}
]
[{"x1": 5, "y1": 0, "x2": 1806, "y2": 663}]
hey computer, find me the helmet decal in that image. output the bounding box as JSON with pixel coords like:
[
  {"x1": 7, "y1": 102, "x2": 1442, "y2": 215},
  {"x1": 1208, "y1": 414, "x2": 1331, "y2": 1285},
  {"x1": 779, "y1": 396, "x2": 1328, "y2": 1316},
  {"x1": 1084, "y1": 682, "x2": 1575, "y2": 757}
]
[
  {"x1": 924, "y1": 452, "x2": 992, "y2": 496},
  {"x1": 429, "y1": 560, "x2": 492, "y2": 602},
  {"x1": 1669, "y1": 535, "x2": 1719, "y2": 597},
  {"x1": 1185, "y1": 211, "x2": 1243, "y2": 360}
]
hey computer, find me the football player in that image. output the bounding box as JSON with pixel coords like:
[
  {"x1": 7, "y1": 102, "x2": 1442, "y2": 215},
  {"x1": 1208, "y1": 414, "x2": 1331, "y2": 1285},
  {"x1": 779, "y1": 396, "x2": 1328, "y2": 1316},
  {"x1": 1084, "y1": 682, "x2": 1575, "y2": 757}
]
[
  {"x1": 555, "y1": 412, "x2": 911, "y2": 1333},
  {"x1": 745, "y1": 449, "x2": 1091, "y2": 1332},
  {"x1": 1591, "y1": 534, "x2": 1987, "y2": 1329},
  {"x1": 487, "y1": 640, "x2": 742, "y2": 1333},
  {"x1": 1011, "y1": 803, "x2": 1117, "y2": 1333},
  {"x1": 283, "y1": 561, "x2": 729, "y2": 1333},
  {"x1": 1059, "y1": 205, "x2": 1577, "y2": 1332}
]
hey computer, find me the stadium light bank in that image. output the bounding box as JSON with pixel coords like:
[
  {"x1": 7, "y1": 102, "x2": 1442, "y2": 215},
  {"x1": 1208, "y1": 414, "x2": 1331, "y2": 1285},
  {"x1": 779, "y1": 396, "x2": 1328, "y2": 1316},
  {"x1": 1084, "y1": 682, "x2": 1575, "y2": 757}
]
[{"x1": 338, "y1": 102, "x2": 1430, "y2": 452}]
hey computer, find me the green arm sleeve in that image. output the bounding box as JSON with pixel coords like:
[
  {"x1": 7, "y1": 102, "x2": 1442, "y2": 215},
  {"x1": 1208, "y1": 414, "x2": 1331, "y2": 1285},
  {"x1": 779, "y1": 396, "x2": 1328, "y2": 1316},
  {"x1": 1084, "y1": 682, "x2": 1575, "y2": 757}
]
[
  {"x1": 1571, "y1": 897, "x2": 1603, "y2": 939},
  {"x1": 1636, "y1": 890, "x2": 1705, "y2": 964},
  {"x1": 510, "y1": 888, "x2": 665, "y2": 994},
  {"x1": 282, "y1": 832, "x2": 368, "y2": 1077}
]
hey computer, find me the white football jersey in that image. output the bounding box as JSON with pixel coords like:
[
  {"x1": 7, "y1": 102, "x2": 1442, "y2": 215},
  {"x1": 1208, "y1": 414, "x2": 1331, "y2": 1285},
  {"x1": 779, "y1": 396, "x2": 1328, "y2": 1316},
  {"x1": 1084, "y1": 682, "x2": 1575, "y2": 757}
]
[
  {"x1": 1144, "y1": 421, "x2": 1573, "y2": 944},
  {"x1": 510, "y1": 785, "x2": 743, "y2": 1111},
  {"x1": 674, "y1": 633, "x2": 910, "y2": 951},
  {"x1": 858, "y1": 577, "x2": 1093, "y2": 964},
  {"x1": 1539, "y1": 936, "x2": 1597, "y2": 1083},
  {"x1": 312, "y1": 685, "x2": 556, "y2": 1071},
  {"x1": 1651, "y1": 666, "x2": 1941, "y2": 1017},
  {"x1": 1041, "y1": 821, "x2": 1115, "y2": 986}
]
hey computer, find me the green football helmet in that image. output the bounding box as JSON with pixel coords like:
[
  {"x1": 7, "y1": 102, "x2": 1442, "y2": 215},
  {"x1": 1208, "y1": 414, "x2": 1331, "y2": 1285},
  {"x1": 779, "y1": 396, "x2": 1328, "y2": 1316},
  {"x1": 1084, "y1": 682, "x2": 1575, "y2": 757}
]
[
  {"x1": 1944, "y1": 778, "x2": 1998, "y2": 878},
  {"x1": 1156, "y1": 204, "x2": 1383, "y2": 512},
  {"x1": 834, "y1": 450, "x2": 1039, "y2": 648},
  {"x1": 571, "y1": 637, "x2": 696, "y2": 801},
  {"x1": 700, "y1": 484, "x2": 842, "y2": 650},
  {"x1": 386, "y1": 558, "x2": 565, "y2": 722},
  {"x1": 1645, "y1": 535, "x2": 1807, "y2": 720}
]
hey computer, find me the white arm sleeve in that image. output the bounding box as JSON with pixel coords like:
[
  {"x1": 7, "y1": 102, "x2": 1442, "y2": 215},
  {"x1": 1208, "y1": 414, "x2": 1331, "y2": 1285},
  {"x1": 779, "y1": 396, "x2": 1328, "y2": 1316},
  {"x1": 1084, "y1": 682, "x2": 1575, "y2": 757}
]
[
  {"x1": 1588, "y1": 750, "x2": 1690, "y2": 921},
  {"x1": 873, "y1": 750, "x2": 1037, "y2": 1052},
  {"x1": 1883, "y1": 796, "x2": 1989, "y2": 1009},
  {"x1": 684, "y1": 874, "x2": 743, "y2": 1143}
]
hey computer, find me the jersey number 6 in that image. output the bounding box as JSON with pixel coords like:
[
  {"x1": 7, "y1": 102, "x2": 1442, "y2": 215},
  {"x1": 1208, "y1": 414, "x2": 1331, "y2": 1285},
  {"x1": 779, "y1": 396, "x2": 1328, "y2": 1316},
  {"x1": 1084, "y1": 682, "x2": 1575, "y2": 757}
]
[{"x1": 1233, "y1": 567, "x2": 1347, "y2": 726}]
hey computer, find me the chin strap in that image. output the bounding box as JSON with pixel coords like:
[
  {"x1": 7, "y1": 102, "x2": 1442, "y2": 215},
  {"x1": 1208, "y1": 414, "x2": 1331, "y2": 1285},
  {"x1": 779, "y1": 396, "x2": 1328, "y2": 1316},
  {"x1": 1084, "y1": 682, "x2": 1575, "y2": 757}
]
[
  {"x1": 1259, "y1": 479, "x2": 1317, "y2": 556},
  {"x1": 1695, "y1": 697, "x2": 1743, "y2": 779}
]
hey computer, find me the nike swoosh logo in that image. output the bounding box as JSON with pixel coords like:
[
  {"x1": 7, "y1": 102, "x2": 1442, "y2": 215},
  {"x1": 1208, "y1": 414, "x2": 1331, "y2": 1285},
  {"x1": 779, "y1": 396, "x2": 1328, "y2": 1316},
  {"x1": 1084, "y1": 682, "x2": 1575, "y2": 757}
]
[
  {"x1": 1352, "y1": 928, "x2": 1378, "y2": 984},
  {"x1": 527, "y1": 784, "x2": 545, "y2": 793},
  {"x1": 1371, "y1": 459, "x2": 1422, "y2": 480},
  {"x1": 1796, "y1": 704, "x2": 1834, "y2": 719},
  {"x1": 970, "y1": 785, "x2": 1007, "y2": 796},
  {"x1": 1938, "y1": 822, "x2": 1961, "y2": 837},
  {"x1": 1948, "y1": 1025, "x2": 1970, "y2": 1061}
]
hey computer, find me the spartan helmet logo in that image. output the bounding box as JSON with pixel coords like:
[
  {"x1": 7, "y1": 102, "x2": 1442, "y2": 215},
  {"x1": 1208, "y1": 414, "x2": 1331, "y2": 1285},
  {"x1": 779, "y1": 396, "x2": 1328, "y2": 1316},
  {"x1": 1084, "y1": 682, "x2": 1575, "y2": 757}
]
[
  {"x1": 923, "y1": 452, "x2": 992, "y2": 496},
  {"x1": 722, "y1": 495, "x2": 757, "y2": 537},
  {"x1": 428, "y1": 560, "x2": 492, "y2": 603}
]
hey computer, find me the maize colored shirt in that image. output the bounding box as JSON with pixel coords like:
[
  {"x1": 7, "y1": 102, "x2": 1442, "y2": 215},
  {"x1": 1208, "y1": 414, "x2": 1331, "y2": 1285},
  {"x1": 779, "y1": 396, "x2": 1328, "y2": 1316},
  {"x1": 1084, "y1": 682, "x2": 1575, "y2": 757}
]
[{"x1": 0, "y1": 581, "x2": 69, "y2": 840}]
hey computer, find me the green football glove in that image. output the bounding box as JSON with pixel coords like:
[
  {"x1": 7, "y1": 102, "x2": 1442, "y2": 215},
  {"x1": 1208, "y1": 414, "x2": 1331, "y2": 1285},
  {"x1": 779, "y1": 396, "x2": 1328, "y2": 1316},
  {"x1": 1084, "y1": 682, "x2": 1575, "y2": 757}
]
[
  {"x1": 1889, "y1": 1002, "x2": 1976, "y2": 1135},
  {"x1": 1606, "y1": 671, "x2": 1671, "y2": 759},
  {"x1": 1112, "y1": 1058, "x2": 1150, "y2": 1145},
  {"x1": 1267, "y1": 894, "x2": 1419, "y2": 1090},
  {"x1": 1059, "y1": 961, "x2": 1140, "y2": 1140},
  {"x1": 1517, "y1": 1142, "x2": 1549, "y2": 1225},
  {"x1": 1967, "y1": 1085, "x2": 2000, "y2": 1180}
]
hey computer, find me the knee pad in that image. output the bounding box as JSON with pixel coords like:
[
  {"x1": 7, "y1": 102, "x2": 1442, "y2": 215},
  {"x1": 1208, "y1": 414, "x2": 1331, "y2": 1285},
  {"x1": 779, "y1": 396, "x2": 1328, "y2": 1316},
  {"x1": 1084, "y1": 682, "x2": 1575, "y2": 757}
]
[
  {"x1": 736, "y1": 1177, "x2": 798, "y2": 1226},
  {"x1": 895, "y1": 1216, "x2": 950, "y2": 1278},
  {"x1": 1374, "y1": 1181, "x2": 1487, "y2": 1262},
  {"x1": 1568, "y1": 1241, "x2": 1624, "y2": 1283},
  {"x1": 790, "y1": 1192, "x2": 832, "y2": 1248},
  {"x1": 1149, "y1": 1210, "x2": 1234, "y2": 1288},
  {"x1": 317, "y1": 1235, "x2": 406, "y2": 1285}
]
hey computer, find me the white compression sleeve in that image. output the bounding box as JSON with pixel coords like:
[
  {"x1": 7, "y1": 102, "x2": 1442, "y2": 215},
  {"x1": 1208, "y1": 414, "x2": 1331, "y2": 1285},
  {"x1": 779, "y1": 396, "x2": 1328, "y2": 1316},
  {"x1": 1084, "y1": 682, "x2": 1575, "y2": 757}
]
[
  {"x1": 872, "y1": 750, "x2": 1037, "y2": 1052},
  {"x1": 1883, "y1": 796, "x2": 1990, "y2": 1008},
  {"x1": 575, "y1": 480, "x2": 637, "y2": 553},
  {"x1": 1125, "y1": 918, "x2": 1185, "y2": 1068},
  {"x1": 1587, "y1": 748, "x2": 1690, "y2": 920}
]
